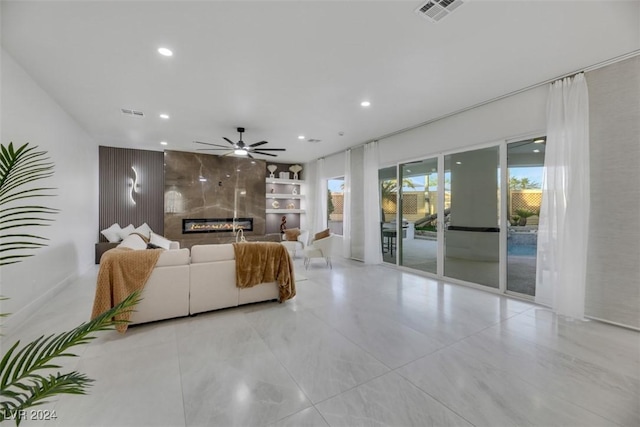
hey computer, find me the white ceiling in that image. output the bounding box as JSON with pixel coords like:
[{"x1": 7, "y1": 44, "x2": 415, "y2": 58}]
[{"x1": 2, "y1": 1, "x2": 639, "y2": 163}]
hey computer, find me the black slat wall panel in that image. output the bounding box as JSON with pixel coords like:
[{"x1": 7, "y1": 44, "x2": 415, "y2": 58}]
[{"x1": 98, "y1": 146, "x2": 164, "y2": 241}]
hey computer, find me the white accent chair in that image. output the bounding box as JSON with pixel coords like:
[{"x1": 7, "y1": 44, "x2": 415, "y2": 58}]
[
  {"x1": 281, "y1": 229, "x2": 309, "y2": 258},
  {"x1": 303, "y1": 234, "x2": 336, "y2": 269}
]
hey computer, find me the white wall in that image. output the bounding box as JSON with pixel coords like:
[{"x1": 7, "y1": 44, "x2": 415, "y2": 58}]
[
  {"x1": 378, "y1": 86, "x2": 547, "y2": 163},
  {"x1": 0, "y1": 49, "x2": 99, "y2": 331}
]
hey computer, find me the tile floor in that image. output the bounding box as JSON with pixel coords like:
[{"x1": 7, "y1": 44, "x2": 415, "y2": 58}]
[{"x1": 6, "y1": 257, "x2": 640, "y2": 427}]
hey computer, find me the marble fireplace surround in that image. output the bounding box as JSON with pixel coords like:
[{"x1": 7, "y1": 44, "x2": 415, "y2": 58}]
[{"x1": 164, "y1": 150, "x2": 275, "y2": 248}]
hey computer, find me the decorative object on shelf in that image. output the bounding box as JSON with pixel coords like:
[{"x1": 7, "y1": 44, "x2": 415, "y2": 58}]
[
  {"x1": 267, "y1": 164, "x2": 277, "y2": 178},
  {"x1": 286, "y1": 203, "x2": 295, "y2": 209},
  {"x1": 271, "y1": 200, "x2": 280, "y2": 209},
  {"x1": 292, "y1": 187, "x2": 298, "y2": 195},
  {"x1": 289, "y1": 164, "x2": 303, "y2": 180},
  {"x1": 280, "y1": 215, "x2": 287, "y2": 234},
  {"x1": 270, "y1": 187, "x2": 275, "y2": 193},
  {"x1": 279, "y1": 171, "x2": 290, "y2": 179}
]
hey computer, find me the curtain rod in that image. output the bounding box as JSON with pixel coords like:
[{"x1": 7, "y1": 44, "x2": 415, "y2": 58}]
[{"x1": 318, "y1": 49, "x2": 640, "y2": 161}]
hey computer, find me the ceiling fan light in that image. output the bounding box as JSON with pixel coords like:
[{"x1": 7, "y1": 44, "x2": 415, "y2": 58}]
[{"x1": 234, "y1": 149, "x2": 248, "y2": 156}]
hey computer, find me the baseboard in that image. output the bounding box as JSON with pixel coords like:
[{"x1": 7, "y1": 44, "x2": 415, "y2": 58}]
[{"x1": 2, "y1": 270, "x2": 80, "y2": 333}]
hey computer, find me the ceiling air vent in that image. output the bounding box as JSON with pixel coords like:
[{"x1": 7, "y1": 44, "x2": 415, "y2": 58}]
[
  {"x1": 120, "y1": 108, "x2": 145, "y2": 118},
  {"x1": 307, "y1": 139, "x2": 322, "y2": 143},
  {"x1": 415, "y1": 0, "x2": 464, "y2": 23}
]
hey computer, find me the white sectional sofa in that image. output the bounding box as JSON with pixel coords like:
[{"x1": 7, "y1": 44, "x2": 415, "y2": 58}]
[
  {"x1": 189, "y1": 244, "x2": 279, "y2": 315},
  {"x1": 129, "y1": 248, "x2": 191, "y2": 325},
  {"x1": 128, "y1": 243, "x2": 280, "y2": 326}
]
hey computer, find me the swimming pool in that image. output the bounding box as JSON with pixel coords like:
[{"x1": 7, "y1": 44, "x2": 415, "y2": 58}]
[{"x1": 508, "y1": 244, "x2": 537, "y2": 257}]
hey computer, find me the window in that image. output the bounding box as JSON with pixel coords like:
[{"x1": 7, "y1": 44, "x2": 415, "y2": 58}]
[{"x1": 327, "y1": 177, "x2": 344, "y2": 235}]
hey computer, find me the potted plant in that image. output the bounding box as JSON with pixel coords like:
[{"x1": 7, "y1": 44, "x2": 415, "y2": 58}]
[
  {"x1": 0, "y1": 142, "x2": 138, "y2": 425},
  {"x1": 515, "y1": 209, "x2": 536, "y2": 226}
]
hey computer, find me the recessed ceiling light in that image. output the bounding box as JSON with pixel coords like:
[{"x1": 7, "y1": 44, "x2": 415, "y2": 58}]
[
  {"x1": 406, "y1": 169, "x2": 412, "y2": 173},
  {"x1": 533, "y1": 138, "x2": 545, "y2": 144},
  {"x1": 360, "y1": 101, "x2": 371, "y2": 107},
  {"x1": 159, "y1": 113, "x2": 170, "y2": 119},
  {"x1": 533, "y1": 149, "x2": 540, "y2": 153},
  {"x1": 298, "y1": 135, "x2": 305, "y2": 140},
  {"x1": 160, "y1": 141, "x2": 168, "y2": 146},
  {"x1": 456, "y1": 161, "x2": 462, "y2": 165},
  {"x1": 198, "y1": 176, "x2": 207, "y2": 182},
  {"x1": 158, "y1": 47, "x2": 173, "y2": 57}
]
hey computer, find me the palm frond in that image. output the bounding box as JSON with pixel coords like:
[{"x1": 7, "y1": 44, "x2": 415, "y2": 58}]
[
  {"x1": 0, "y1": 143, "x2": 57, "y2": 266},
  {"x1": 0, "y1": 291, "x2": 142, "y2": 423}
]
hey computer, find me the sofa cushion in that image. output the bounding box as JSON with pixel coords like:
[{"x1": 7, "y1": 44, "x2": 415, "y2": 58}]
[
  {"x1": 101, "y1": 223, "x2": 122, "y2": 243},
  {"x1": 191, "y1": 244, "x2": 235, "y2": 263},
  {"x1": 134, "y1": 222, "x2": 153, "y2": 239},
  {"x1": 156, "y1": 248, "x2": 190, "y2": 267},
  {"x1": 150, "y1": 232, "x2": 172, "y2": 250},
  {"x1": 118, "y1": 233, "x2": 147, "y2": 250},
  {"x1": 117, "y1": 224, "x2": 135, "y2": 240}
]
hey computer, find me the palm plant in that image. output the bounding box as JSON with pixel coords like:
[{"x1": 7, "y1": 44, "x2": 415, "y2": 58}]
[
  {"x1": 0, "y1": 142, "x2": 58, "y2": 265},
  {"x1": 0, "y1": 293, "x2": 140, "y2": 425},
  {"x1": 0, "y1": 142, "x2": 139, "y2": 425}
]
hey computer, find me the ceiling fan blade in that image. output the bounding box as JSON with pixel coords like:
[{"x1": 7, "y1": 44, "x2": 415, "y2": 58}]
[
  {"x1": 223, "y1": 137, "x2": 236, "y2": 146},
  {"x1": 252, "y1": 148, "x2": 286, "y2": 151},
  {"x1": 252, "y1": 151, "x2": 278, "y2": 157},
  {"x1": 247, "y1": 153, "x2": 254, "y2": 159},
  {"x1": 194, "y1": 141, "x2": 230, "y2": 149},
  {"x1": 249, "y1": 141, "x2": 268, "y2": 148},
  {"x1": 196, "y1": 148, "x2": 230, "y2": 151}
]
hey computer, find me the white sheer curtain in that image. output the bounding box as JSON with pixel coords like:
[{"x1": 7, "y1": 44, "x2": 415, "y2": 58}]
[
  {"x1": 313, "y1": 158, "x2": 327, "y2": 234},
  {"x1": 363, "y1": 141, "x2": 382, "y2": 264},
  {"x1": 342, "y1": 149, "x2": 352, "y2": 258},
  {"x1": 535, "y1": 73, "x2": 590, "y2": 320}
]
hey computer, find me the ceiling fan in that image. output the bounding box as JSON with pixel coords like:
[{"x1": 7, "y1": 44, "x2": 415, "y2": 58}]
[{"x1": 194, "y1": 127, "x2": 286, "y2": 158}]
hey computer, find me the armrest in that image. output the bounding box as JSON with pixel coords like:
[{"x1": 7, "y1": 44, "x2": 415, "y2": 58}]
[{"x1": 169, "y1": 241, "x2": 180, "y2": 250}]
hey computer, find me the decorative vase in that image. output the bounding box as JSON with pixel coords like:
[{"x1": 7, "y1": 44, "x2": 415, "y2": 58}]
[
  {"x1": 289, "y1": 164, "x2": 303, "y2": 180},
  {"x1": 292, "y1": 187, "x2": 298, "y2": 195},
  {"x1": 267, "y1": 164, "x2": 277, "y2": 178}
]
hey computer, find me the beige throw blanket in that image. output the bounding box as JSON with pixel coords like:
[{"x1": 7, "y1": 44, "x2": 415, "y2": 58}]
[
  {"x1": 232, "y1": 242, "x2": 296, "y2": 302},
  {"x1": 91, "y1": 247, "x2": 162, "y2": 332}
]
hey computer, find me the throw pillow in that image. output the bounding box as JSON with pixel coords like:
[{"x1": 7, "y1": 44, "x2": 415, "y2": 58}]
[
  {"x1": 314, "y1": 228, "x2": 330, "y2": 241},
  {"x1": 150, "y1": 232, "x2": 172, "y2": 250},
  {"x1": 134, "y1": 222, "x2": 153, "y2": 239},
  {"x1": 284, "y1": 228, "x2": 301, "y2": 241},
  {"x1": 118, "y1": 233, "x2": 147, "y2": 250},
  {"x1": 117, "y1": 224, "x2": 135, "y2": 240},
  {"x1": 146, "y1": 242, "x2": 163, "y2": 250},
  {"x1": 100, "y1": 223, "x2": 122, "y2": 243},
  {"x1": 130, "y1": 232, "x2": 150, "y2": 243}
]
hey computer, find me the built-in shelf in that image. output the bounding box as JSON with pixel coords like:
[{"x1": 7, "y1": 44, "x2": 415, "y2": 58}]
[
  {"x1": 266, "y1": 209, "x2": 306, "y2": 214},
  {"x1": 265, "y1": 193, "x2": 304, "y2": 199},
  {"x1": 265, "y1": 178, "x2": 304, "y2": 185},
  {"x1": 265, "y1": 176, "x2": 305, "y2": 233}
]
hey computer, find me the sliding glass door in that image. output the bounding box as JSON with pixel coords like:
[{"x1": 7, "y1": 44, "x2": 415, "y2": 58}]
[
  {"x1": 506, "y1": 137, "x2": 545, "y2": 296},
  {"x1": 443, "y1": 146, "x2": 500, "y2": 288},
  {"x1": 385, "y1": 140, "x2": 543, "y2": 298},
  {"x1": 398, "y1": 158, "x2": 439, "y2": 274},
  {"x1": 379, "y1": 166, "x2": 398, "y2": 264}
]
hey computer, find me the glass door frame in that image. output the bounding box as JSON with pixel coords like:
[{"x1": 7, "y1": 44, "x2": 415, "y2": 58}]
[{"x1": 391, "y1": 137, "x2": 540, "y2": 297}]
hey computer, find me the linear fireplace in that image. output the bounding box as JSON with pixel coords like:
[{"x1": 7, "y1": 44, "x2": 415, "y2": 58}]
[{"x1": 182, "y1": 217, "x2": 253, "y2": 234}]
